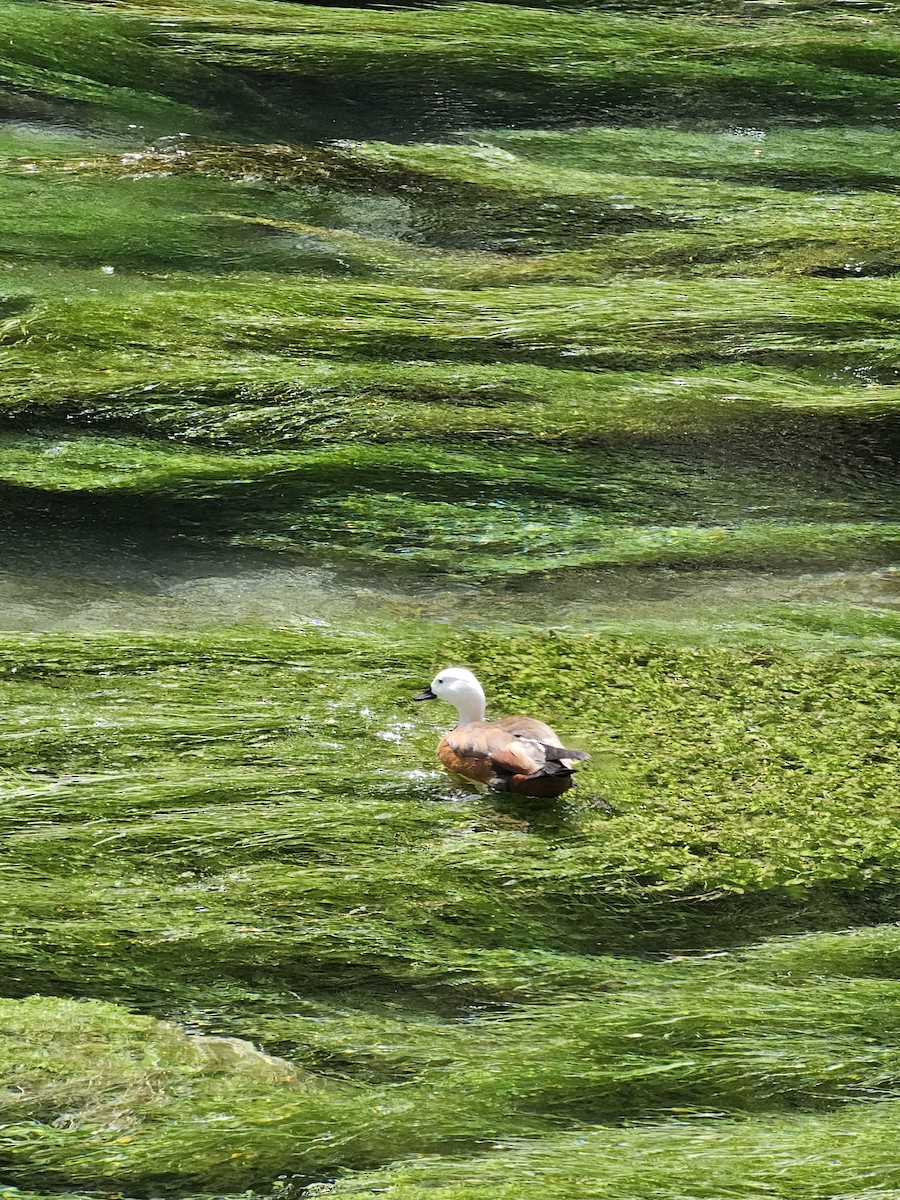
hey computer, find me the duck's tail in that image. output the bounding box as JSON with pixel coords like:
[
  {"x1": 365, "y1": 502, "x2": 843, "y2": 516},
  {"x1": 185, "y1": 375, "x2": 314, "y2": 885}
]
[
  {"x1": 540, "y1": 743, "x2": 589, "y2": 763},
  {"x1": 524, "y1": 758, "x2": 575, "y2": 781},
  {"x1": 490, "y1": 740, "x2": 589, "y2": 792}
]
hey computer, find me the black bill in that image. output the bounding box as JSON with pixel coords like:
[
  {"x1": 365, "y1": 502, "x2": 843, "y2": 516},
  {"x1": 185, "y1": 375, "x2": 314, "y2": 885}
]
[{"x1": 413, "y1": 687, "x2": 437, "y2": 701}]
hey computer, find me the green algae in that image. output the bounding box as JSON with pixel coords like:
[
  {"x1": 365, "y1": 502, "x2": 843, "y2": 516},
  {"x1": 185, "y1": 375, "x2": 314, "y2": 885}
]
[
  {"x1": 0, "y1": 432, "x2": 894, "y2": 576},
  {"x1": 2, "y1": 216, "x2": 896, "y2": 578},
  {"x1": 1, "y1": 616, "x2": 891, "y2": 1196},
  {"x1": 309, "y1": 136, "x2": 900, "y2": 275},
  {"x1": 308, "y1": 1103, "x2": 900, "y2": 1199},
  {"x1": 0, "y1": 627, "x2": 898, "y2": 1194},
  {"x1": 490, "y1": 124, "x2": 900, "y2": 192},
  {"x1": 16, "y1": 131, "x2": 900, "y2": 280},
  {"x1": 0, "y1": 2, "x2": 262, "y2": 137},
  {"x1": 115, "y1": 2, "x2": 900, "y2": 131},
  {"x1": 12, "y1": 270, "x2": 900, "y2": 374},
  {"x1": 7, "y1": 968, "x2": 900, "y2": 1192},
  {"x1": 0, "y1": 171, "x2": 317, "y2": 273},
  {"x1": 1, "y1": 0, "x2": 900, "y2": 1197},
  {"x1": 0, "y1": 96, "x2": 897, "y2": 583},
  {"x1": 40, "y1": 134, "x2": 900, "y2": 277},
  {"x1": 0, "y1": 627, "x2": 898, "y2": 991}
]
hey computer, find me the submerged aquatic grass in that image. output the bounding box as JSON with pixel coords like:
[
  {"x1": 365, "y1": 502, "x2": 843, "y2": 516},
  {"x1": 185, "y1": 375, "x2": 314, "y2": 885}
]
[
  {"x1": 2, "y1": 0, "x2": 900, "y2": 1197},
  {"x1": 0, "y1": 626, "x2": 898, "y2": 1195},
  {"x1": 316, "y1": 1102, "x2": 900, "y2": 1200},
  {"x1": 0, "y1": 1, "x2": 264, "y2": 136},
  {"x1": 106, "y1": 1, "x2": 900, "y2": 132}
]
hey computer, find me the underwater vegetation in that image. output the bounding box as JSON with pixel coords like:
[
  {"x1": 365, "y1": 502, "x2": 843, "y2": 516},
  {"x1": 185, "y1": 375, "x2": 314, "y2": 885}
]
[
  {"x1": 0, "y1": 0, "x2": 898, "y2": 1198},
  {"x1": 0, "y1": 627, "x2": 899, "y2": 1198}
]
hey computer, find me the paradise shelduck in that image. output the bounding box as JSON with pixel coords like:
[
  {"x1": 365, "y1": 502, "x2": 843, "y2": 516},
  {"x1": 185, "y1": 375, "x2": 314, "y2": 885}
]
[{"x1": 413, "y1": 666, "x2": 589, "y2": 797}]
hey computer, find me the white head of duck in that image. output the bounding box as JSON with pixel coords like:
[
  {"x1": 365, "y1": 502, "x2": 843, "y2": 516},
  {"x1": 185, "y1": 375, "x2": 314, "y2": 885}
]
[{"x1": 413, "y1": 666, "x2": 486, "y2": 725}]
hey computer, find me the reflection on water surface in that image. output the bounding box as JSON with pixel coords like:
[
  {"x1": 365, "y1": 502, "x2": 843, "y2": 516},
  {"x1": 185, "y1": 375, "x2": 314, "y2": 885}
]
[{"x1": 0, "y1": 524, "x2": 897, "y2": 633}]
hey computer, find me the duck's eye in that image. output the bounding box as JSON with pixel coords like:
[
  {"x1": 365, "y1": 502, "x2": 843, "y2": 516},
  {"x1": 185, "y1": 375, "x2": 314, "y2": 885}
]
[{"x1": 437, "y1": 677, "x2": 444, "y2": 684}]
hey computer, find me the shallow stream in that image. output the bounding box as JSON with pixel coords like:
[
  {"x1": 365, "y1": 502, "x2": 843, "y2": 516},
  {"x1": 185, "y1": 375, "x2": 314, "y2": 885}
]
[{"x1": 0, "y1": 2, "x2": 898, "y2": 1198}]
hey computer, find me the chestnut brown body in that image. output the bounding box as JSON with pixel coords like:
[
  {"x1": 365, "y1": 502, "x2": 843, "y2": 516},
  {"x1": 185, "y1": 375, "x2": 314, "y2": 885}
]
[{"x1": 438, "y1": 716, "x2": 582, "y2": 797}]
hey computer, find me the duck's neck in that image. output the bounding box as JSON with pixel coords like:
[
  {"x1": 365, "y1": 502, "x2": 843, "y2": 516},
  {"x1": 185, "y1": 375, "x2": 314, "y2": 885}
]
[{"x1": 453, "y1": 689, "x2": 486, "y2": 726}]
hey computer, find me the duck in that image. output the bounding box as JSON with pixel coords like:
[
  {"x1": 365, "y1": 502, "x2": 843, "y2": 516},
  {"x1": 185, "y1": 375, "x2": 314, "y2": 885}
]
[{"x1": 413, "y1": 666, "x2": 588, "y2": 797}]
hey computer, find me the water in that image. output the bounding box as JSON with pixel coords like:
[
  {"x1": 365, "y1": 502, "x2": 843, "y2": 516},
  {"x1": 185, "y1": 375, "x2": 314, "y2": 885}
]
[
  {"x1": 1, "y1": 2, "x2": 899, "y2": 1199},
  {"x1": 0, "y1": 519, "x2": 897, "y2": 632}
]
